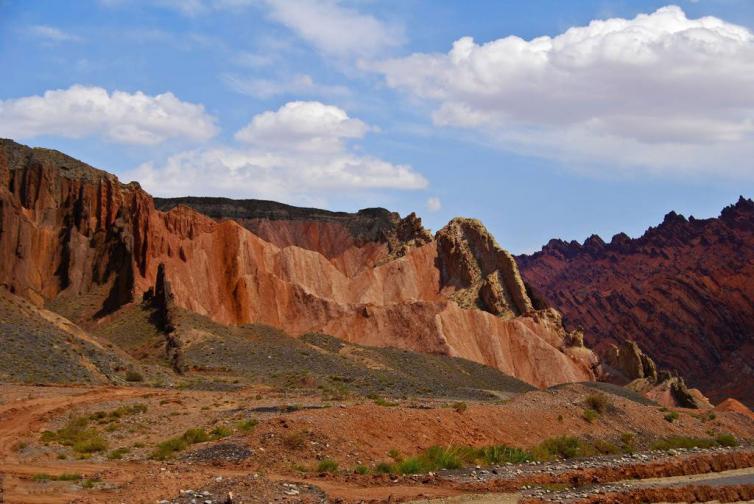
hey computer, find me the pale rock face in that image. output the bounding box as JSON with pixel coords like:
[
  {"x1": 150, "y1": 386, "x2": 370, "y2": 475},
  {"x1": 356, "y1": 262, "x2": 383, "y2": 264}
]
[{"x1": 0, "y1": 138, "x2": 596, "y2": 388}]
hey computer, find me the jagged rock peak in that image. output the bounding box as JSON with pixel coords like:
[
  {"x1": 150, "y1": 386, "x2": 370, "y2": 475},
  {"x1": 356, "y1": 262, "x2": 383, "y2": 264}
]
[{"x1": 435, "y1": 218, "x2": 533, "y2": 317}]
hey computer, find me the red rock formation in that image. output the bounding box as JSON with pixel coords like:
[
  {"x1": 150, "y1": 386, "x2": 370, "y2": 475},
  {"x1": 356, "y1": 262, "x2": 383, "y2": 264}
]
[
  {"x1": 518, "y1": 199, "x2": 754, "y2": 406},
  {"x1": 0, "y1": 139, "x2": 595, "y2": 388}
]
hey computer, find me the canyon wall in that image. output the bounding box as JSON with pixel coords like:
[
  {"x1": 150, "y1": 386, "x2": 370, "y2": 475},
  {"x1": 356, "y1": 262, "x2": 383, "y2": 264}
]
[
  {"x1": 0, "y1": 139, "x2": 595, "y2": 388},
  {"x1": 518, "y1": 199, "x2": 754, "y2": 405}
]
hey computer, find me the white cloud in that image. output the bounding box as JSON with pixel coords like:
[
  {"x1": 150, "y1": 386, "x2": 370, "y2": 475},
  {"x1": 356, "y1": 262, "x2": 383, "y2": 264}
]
[
  {"x1": 0, "y1": 85, "x2": 218, "y2": 145},
  {"x1": 426, "y1": 196, "x2": 442, "y2": 212},
  {"x1": 234, "y1": 100, "x2": 369, "y2": 153},
  {"x1": 222, "y1": 73, "x2": 351, "y2": 99},
  {"x1": 369, "y1": 6, "x2": 754, "y2": 178},
  {"x1": 263, "y1": 0, "x2": 404, "y2": 58},
  {"x1": 28, "y1": 25, "x2": 83, "y2": 43},
  {"x1": 128, "y1": 101, "x2": 427, "y2": 204}
]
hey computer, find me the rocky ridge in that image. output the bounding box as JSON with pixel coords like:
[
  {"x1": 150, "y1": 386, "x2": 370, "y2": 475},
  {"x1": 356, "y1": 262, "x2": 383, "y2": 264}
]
[
  {"x1": 517, "y1": 198, "x2": 754, "y2": 405},
  {"x1": 0, "y1": 139, "x2": 594, "y2": 388}
]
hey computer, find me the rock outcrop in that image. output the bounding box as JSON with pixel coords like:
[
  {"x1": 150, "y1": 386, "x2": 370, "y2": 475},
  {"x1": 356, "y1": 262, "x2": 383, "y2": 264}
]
[
  {"x1": 518, "y1": 198, "x2": 754, "y2": 406},
  {"x1": 0, "y1": 139, "x2": 596, "y2": 388}
]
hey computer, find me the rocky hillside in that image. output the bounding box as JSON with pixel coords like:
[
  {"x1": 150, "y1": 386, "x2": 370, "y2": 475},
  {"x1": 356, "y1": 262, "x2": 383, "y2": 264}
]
[
  {"x1": 518, "y1": 198, "x2": 754, "y2": 406},
  {"x1": 0, "y1": 139, "x2": 596, "y2": 388}
]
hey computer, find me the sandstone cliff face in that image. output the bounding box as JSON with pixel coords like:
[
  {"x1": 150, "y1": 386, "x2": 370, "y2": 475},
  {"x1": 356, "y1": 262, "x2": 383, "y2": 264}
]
[
  {"x1": 518, "y1": 199, "x2": 754, "y2": 405},
  {"x1": 0, "y1": 139, "x2": 595, "y2": 388}
]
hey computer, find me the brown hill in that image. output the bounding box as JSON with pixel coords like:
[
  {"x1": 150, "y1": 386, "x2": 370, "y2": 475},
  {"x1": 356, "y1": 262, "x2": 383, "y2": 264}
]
[
  {"x1": 0, "y1": 139, "x2": 595, "y2": 388},
  {"x1": 517, "y1": 198, "x2": 754, "y2": 406}
]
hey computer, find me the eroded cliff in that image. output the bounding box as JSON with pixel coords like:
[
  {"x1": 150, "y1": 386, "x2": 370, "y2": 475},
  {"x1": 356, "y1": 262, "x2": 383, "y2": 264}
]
[
  {"x1": 0, "y1": 139, "x2": 596, "y2": 388},
  {"x1": 518, "y1": 199, "x2": 754, "y2": 405}
]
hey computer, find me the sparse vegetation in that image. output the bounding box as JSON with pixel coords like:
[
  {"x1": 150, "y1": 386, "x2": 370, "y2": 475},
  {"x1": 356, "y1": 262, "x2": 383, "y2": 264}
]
[
  {"x1": 32, "y1": 473, "x2": 82, "y2": 482},
  {"x1": 237, "y1": 419, "x2": 258, "y2": 432},
  {"x1": 620, "y1": 432, "x2": 636, "y2": 454},
  {"x1": 373, "y1": 397, "x2": 399, "y2": 407},
  {"x1": 533, "y1": 436, "x2": 592, "y2": 460},
  {"x1": 582, "y1": 408, "x2": 599, "y2": 423},
  {"x1": 651, "y1": 436, "x2": 718, "y2": 451},
  {"x1": 354, "y1": 465, "x2": 369, "y2": 475},
  {"x1": 585, "y1": 393, "x2": 610, "y2": 414},
  {"x1": 317, "y1": 459, "x2": 338, "y2": 473},
  {"x1": 40, "y1": 416, "x2": 107, "y2": 454},
  {"x1": 452, "y1": 401, "x2": 468, "y2": 414},
  {"x1": 282, "y1": 431, "x2": 307, "y2": 450},
  {"x1": 125, "y1": 370, "x2": 144, "y2": 382},
  {"x1": 151, "y1": 428, "x2": 210, "y2": 460},
  {"x1": 664, "y1": 411, "x2": 680, "y2": 423},
  {"x1": 210, "y1": 425, "x2": 231, "y2": 439},
  {"x1": 715, "y1": 433, "x2": 738, "y2": 447},
  {"x1": 107, "y1": 447, "x2": 129, "y2": 460}
]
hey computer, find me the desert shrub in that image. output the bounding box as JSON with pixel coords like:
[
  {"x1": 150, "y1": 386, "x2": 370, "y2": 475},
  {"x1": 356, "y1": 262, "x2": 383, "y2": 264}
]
[
  {"x1": 373, "y1": 398, "x2": 399, "y2": 407},
  {"x1": 152, "y1": 437, "x2": 188, "y2": 460},
  {"x1": 317, "y1": 459, "x2": 338, "y2": 473},
  {"x1": 533, "y1": 436, "x2": 592, "y2": 460},
  {"x1": 237, "y1": 419, "x2": 258, "y2": 432},
  {"x1": 107, "y1": 447, "x2": 129, "y2": 460},
  {"x1": 32, "y1": 473, "x2": 82, "y2": 482},
  {"x1": 397, "y1": 457, "x2": 425, "y2": 474},
  {"x1": 41, "y1": 416, "x2": 107, "y2": 454},
  {"x1": 585, "y1": 394, "x2": 610, "y2": 414},
  {"x1": 452, "y1": 402, "x2": 468, "y2": 414},
  {"x1": 421, "y1": 445, "x2": 466, "y2": 470},
  {"x1": 582, "y1": 409, "x2": 599, "y2": 423},
  {"x1": 388, "y1": 448, "x2": 402, "y2": 461},
  {"x1": 375, "y1": 462, "x2": 395, "y2": 474},
  {"x1": 651, "y1": 436, "x2": 716, "y2": 451},
  {"x1": 182, "y1": 428, "x2": 209, "y2": 444},
  {"x1": 620, "y1": 433, "x2": 636, "y2": 454},
  {"x1": 354, "y1": 465, "x2": 369, "y2": 475},
  {"x1": 715, "y1": 433, "x2": 738, "y2": 447},
  {"x1": 593, "y1": 439, "x2": 620, "y2": 455},
  {"x1": 478, "y1": 445, "x2": 532, "y2": 465},
  {"x1": 125, "y1": 370, "x2": 144, "y2": 382},
  {"x1": 283, "y1": 431, "x2": 307, "y2": 450},
  {"x1": 151, "y1": 428, "x2": 212, "y2": 460},
  {"x1": 210, "y1": 426, "x2": 231, "y2": 440},
  {"x1": 664, "y1": 411, "x2": 680, "y2": 423}
]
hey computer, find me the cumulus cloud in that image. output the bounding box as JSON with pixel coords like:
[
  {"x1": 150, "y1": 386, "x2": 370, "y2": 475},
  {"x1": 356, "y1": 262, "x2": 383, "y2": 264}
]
[
  {"x1": 0, "y1": 85, "x2": 218, "y2": 145},
  {"x1": 264, "y1": 0, "x2": 404, "y2": 57},
  {"x1": 129, "y1": 101, "x2": 427, "y2": 204},
  {"x1": 426, "y1": 196, "x2": 442, "y2": 212},
  {"x1": 28, "y1": 25, "x2": 83, "y2": 43},
  {"x1": 369, "y1": 6, "x2": 754, "y2": 177}
]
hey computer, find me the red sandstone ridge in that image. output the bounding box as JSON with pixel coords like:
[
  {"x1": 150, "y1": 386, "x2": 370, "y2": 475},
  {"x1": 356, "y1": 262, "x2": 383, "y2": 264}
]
[
  {"x1": 517, "y1": 199, "x2": 754, "y2": 406},
  {"x1": 0, "y1": 139, "x2": 595, "y2": 388}
]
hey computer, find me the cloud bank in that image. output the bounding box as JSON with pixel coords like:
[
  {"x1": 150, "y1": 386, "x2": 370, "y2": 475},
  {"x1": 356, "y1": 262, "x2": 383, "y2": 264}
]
[
  {"x1": 130, "y1": 101, "x2": 427, "y2": 204},
  {"x1": 0, "y1": 85, "x2": 218, "y2": 145},
  {"x1": 369, "y1": 6, "x2": 754, "y2": 177}
]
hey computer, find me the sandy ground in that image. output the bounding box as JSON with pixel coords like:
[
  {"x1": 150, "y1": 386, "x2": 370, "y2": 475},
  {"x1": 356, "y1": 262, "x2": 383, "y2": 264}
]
[{"x1": 0, "y1": 383, "x2": 752, "y2": 503}]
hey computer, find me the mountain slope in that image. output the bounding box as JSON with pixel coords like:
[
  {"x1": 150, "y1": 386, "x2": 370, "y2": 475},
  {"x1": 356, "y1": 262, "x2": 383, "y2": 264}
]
[
  {"x1": 0, "y1": 139, "x2": 595, "y2": 388},
  {"x1": 518, "y1": 198, "x2": 754, "y2": 405}
]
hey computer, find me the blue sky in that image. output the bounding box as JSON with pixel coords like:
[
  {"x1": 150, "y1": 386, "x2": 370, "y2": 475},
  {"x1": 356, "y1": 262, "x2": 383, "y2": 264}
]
[{"x1": 1, "y1": 0, "x2": 753, "y2": 253}]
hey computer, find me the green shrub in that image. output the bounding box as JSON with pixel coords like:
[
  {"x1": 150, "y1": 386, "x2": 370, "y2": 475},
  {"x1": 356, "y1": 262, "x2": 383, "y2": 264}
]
[
  {"x1": 582, "y1": 409, "x2": 599, "y2": 423},
  {"x1": 41, "y1": 416, "x2": 107, "y2": 454},
  {"x1": 375, "y1": 462, "x2": 395, "y2": 474},
  {"x1": 452, "y1": 402, "x2": 468, "y2": 414},
  {"x1": 715, "y1": 433, "x2": 738, "y2": 447},
  {"x1": 182, "y1": 428, "x2": 209, "y2": 444},
  {"x1": 620, "y1": 433, "x2": 636, "y2": 454},
  {"x1": 397, "y1": 457, "x2": 425, "y2": 474},
  {"x1": 585, "y1": 394, "x2": 610, "y2": 414},
  {"x1": 373, "y1": 398, "x2": 399, "y2": 407},
  {"x1": 593, "y1": 439, "x2": 620, "y2": 455},
  {"x1": 107, "y1": 447, "x2": 129, "y2": 460},
  {"x1": 478, "y1": 445, "x2": 532, "y2": 465},
  {"x1": 651, "y1": 436, "x2": 716, "y2": 451},
  {"x1": 354, "y1": 465, "x2": 369, "y2": 475},
  {"x1": 317, "y1": 459, "x2": 338, "y2": 473},
  {"x1": 388, "y1": 448, "x2": 402, "y2": 461},
  {"x1": 125, "y1": 370, "x2": 144, "y2": 382},
  {"x1": 533, "y1": 436, "x2": 592, "y2": 460},
  {"x1": 664, "y1": 411, "x2": 680, "y2": 423},
  {"x1": 237, "y1": 419, "x2": 258, "y2": 432},
  {"x1": 210, "y1": 426, "x2": 231, "y2": 440},
  {"x1": 32, "y1": 473, "x2": 82, "y2": 482},
  {"x1": 421, "y1": 445, "x2": 465, "y2": 470},
  {"x1": 152, "y1": 437, "x2": 188, "y2": 460}
]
